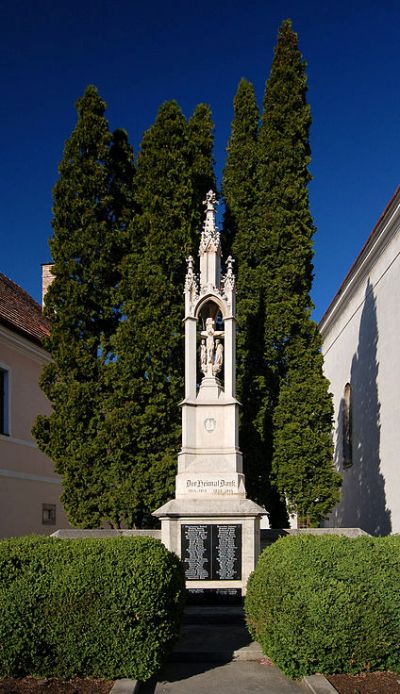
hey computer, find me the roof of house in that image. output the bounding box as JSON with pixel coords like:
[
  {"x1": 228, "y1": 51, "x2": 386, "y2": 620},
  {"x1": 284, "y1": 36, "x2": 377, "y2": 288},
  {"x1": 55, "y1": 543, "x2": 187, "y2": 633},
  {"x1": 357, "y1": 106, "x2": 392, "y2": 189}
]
[{"x1": 0, "y1": 273, "x2": 50, "y2": 347}]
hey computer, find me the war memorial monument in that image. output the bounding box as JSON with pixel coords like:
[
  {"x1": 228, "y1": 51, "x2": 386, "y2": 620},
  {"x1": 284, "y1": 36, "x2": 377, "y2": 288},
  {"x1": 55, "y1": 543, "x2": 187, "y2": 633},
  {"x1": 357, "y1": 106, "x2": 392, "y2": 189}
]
[{"x1": 154, "y1": 191, "x2": 265, "y2": 595}]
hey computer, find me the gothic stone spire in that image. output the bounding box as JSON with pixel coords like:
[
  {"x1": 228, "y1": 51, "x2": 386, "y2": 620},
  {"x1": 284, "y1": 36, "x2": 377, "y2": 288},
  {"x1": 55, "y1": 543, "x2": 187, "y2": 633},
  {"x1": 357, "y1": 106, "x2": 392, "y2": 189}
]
[{"x1": 199, "y1": 190, "x2": 221, "y2": 291}]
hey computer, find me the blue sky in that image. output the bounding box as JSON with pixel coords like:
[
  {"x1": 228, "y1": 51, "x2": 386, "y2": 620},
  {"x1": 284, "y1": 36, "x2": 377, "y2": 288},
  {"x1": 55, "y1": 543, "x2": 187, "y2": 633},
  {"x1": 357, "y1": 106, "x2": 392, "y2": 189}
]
[{"x1": 1, "y1": 0, "x2": 399, "y2": 321}]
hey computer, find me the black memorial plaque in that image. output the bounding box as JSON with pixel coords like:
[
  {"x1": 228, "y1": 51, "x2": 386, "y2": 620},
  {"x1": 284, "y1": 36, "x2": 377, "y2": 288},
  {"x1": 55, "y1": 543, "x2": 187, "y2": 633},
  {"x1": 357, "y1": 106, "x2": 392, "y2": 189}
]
[
  {"x1": 181, "y1": 524, "x2": 211, "y2": 580},
  {"x1": 211, "y1": 524, "x2": 242, "y2": 580},
  {"x1": 181, "y1": 524, "x2": 242, "y2": 581}
]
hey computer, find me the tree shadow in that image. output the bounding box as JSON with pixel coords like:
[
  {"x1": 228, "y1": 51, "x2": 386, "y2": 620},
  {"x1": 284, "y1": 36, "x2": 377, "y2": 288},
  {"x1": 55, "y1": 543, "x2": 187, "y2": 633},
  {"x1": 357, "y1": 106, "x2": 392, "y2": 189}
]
[
  {"x1": 329, "y1": 280, "x2": 391, "y2": 535},
  {"x1": 140, "y1": 606, "x2": 254, "y2": 690}
]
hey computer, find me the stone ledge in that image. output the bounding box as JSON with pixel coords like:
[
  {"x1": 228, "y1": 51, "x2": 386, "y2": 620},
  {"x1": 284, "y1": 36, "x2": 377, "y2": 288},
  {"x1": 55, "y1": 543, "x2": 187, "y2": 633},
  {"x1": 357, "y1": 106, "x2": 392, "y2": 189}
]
[
  {"x1": 51, "y1": 529, "x2": 161, "y2": 540},
  {"x1": 261, "y1": 527, "x2": 368, "y2": 542},
  {"x1": 303, "y1": 674, "x2": 338, "y2": 693},
  {"x1": 110, "y1": 679, "x2": 140, "y2": 694},
  {"x1": 153, "y1": 497, "x2": 266, "y2": 517}
]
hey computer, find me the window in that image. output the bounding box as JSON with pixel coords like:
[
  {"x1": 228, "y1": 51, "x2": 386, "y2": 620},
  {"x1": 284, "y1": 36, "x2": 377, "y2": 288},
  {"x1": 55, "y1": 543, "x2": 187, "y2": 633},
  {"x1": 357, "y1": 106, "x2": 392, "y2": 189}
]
[
  {"x1": 343, "y1": 382, "x2": 352, "y2": 468},
  {"x1": 42, "y1": 504, "x2": 56, "y2": 525},
  {"x1": 0, "y1": 367, "x2": 9, "y2": 435}
]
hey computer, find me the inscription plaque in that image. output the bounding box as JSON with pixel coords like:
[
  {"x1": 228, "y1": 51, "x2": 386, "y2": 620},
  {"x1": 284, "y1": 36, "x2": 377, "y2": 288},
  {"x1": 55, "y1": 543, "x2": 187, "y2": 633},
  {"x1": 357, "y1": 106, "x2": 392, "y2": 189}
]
[
  {"x1": 181, "y1": 524, "x2": 211, "y2": 579},
  {"x1": 181, "y1": 524, "x2": 242, "y2": 581}
]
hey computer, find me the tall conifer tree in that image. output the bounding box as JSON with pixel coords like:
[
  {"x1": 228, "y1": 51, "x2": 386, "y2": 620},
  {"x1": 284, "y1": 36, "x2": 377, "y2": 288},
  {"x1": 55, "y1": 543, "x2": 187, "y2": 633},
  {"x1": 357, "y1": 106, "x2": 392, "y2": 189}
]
[
  {"x1": 188, "y1": 103, "x2": 216, "y2": 230},
  {"x1": 107, "y1": 101, "x2": 215, "y2": 527},
  {"x1": 258, "y1": 20, "x2": 341, "y2": 524},
  {"x1": 223, "y1": 79, "x2": 259, "y2": 257},
  {"x1": 222, "y1": 80, "x2": 277, "y2": 513},
  {"x1": 223, "y1": 23, "x2": 340, "y2": 526},
  {"x1": 33, "y1": 86, "x2": 135, "y2": 527},
  {"x1": 273, "y1": 329, "x2": 341, "y2": 525}
]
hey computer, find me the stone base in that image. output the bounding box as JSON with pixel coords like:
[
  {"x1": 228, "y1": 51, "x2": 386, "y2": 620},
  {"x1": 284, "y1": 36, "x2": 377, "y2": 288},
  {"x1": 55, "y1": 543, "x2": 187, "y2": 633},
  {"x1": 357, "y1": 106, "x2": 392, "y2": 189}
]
[{"x1": 153, "y1": 497, "x2": 266, "y2": 595}]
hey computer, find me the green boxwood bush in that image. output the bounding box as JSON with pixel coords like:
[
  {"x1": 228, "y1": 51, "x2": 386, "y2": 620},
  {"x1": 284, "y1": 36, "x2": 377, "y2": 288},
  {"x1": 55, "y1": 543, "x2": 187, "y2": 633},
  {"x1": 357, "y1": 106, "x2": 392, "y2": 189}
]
[
  {"x1": 0, "y1": 535, "x2": 185, "y2": 681},
  {"x1": 245, "y1": 534, "x2": 400, "y2": 679}
]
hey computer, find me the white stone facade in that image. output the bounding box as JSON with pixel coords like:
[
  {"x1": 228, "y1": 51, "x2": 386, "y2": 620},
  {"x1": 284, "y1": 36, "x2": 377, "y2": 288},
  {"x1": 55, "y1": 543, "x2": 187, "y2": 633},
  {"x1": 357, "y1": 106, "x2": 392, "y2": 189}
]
[{"x1": 320, "y1": 187, "x2": 400, "y2": 535}]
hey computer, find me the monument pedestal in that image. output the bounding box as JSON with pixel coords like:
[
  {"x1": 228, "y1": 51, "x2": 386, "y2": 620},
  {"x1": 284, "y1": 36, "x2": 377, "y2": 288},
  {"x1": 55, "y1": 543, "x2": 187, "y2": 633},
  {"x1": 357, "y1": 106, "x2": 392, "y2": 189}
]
[
  {"x1": 153, "y1": 191, "x2": 267, "y2": 595},
  {"x1": 153, "y1": 498, "x2": 264, "y2": 595}
]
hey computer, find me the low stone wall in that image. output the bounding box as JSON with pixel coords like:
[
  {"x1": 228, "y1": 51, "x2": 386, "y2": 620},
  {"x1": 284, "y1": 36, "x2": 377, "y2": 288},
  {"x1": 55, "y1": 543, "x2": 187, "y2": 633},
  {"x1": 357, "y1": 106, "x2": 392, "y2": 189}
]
[
  {"x1": 51, "y1": 528, "x2": 162, "y2": 540},
  {"x1": 260, "y1": 527, "x2": 368, "y2": 552},
  {"x1": 52, "y1": 526, "x2": 368, "y2": 558}
]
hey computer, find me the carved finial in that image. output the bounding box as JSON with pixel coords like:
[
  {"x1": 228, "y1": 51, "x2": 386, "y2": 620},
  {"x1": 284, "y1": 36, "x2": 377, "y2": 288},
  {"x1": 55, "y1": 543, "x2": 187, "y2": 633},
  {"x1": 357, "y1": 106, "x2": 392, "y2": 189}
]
[
  {"x1": 223, "y1": 255, "x2": 235, "y2": 295},
  {"x1": 226, "y1": 256, "x2": 235, "y2": 275},
  {"x1": 185, "y1": 254, "x2": 198, "y2": 299},
  {"x1": 203, "y1": 189, "x2": 218, "y2": 213},
  {"x1": 186, "y1": 255, "x2": 195, "y2": 272},
  {"x1": 200, "y1": 190, "x2": 220, "y2": 255}
]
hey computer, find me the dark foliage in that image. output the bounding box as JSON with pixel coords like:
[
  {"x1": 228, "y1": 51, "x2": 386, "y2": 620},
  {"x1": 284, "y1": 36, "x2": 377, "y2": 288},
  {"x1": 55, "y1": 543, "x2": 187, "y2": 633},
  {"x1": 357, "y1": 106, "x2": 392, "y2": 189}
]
[
  {"x1": 224, "y1": 21, "x2": 340, "y2": 525},
  {"x1": 33, "y1": 86, "x2": 135, "y2": 528},
  {"x1": 245, "y1": 534, "x2": 400, "y2": 678},
  {"x1": 0, "y1": 536, "x2": 185, "y2": 681}
]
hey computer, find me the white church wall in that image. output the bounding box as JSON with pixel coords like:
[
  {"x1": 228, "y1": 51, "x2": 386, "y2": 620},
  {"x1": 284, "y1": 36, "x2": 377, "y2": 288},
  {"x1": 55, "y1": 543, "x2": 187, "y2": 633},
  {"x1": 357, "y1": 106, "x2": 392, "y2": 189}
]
[{"x1": 320, "y1": 189, "x2": 400, "y2": 535}]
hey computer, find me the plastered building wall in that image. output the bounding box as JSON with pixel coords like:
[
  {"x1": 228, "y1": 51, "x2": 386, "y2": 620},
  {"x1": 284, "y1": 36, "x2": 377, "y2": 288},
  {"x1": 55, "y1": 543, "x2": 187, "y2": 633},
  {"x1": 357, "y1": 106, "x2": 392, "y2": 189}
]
[
  {"x1": 0, "y1": 324, "x2": 70, "y2": 537},
  {"x1": 320, "y1": 190, "x2": 400, "y2": 535}
]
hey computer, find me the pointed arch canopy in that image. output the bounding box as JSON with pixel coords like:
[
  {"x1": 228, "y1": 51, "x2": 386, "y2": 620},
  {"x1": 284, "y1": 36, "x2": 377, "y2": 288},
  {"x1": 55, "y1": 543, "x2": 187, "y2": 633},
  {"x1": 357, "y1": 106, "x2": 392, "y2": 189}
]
[{"x1": 194, "y1": 293, "x2": 227, "y2": 320}]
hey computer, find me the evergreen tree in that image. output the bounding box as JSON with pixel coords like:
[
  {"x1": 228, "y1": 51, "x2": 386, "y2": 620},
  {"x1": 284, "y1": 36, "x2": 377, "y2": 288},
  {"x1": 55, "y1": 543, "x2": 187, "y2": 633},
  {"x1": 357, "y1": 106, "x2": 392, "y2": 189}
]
[
  {"x1": 223, "y1": 23, "x2": 340, "y2": 526},
  {"x1": 222, "y1": 80, "x2": 278, "y2": 514},
  {"x1": 106, "y1": 100, "x2": 215, "y2": 527},
  {"x1": 273, "y1": 330, "x2": 341, "y2": 525},
  {"x1": 258, "y1": 20, "x2": 341, "y2": 524},
  {"x1": 188, "y1": 103, "x2": 216, "y2": 230},
  {"x1": 33, "y1": 86, "x2": 135, "y2": 527},
  {"x1": 223, "y1": 79, "x2": 259, "y2": 256}
]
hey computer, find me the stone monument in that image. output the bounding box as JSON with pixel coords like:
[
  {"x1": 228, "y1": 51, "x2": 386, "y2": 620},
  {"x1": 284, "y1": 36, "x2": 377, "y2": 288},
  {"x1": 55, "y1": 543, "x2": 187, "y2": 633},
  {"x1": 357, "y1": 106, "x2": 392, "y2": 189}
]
[{"x1": 153, "y1": 191, "x2": 265, "y2": 595}]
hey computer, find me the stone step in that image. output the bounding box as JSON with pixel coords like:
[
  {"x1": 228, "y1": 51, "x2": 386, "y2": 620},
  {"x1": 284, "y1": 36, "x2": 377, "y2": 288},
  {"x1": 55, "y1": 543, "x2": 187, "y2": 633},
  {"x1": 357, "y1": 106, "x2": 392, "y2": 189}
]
[
  {"x1": 183, "y1": 604, "x2": 245, "y2": 626},
  {"x1": 171, "y1": 607, "x2": 263, "y2": 663},
  {"x1": 170, "y1": 624, "x2": 263, "y2": 663}
]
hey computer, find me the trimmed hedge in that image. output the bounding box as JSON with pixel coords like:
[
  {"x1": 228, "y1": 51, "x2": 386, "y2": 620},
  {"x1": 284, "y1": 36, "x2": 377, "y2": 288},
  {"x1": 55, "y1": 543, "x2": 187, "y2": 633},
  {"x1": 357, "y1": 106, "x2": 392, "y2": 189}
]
[
  {"x1": 0, "y1": 535, "x2": 185, "y2": 681},
  {"x1": 245, "y1": 534, "x2": 400, "y2": 679}
]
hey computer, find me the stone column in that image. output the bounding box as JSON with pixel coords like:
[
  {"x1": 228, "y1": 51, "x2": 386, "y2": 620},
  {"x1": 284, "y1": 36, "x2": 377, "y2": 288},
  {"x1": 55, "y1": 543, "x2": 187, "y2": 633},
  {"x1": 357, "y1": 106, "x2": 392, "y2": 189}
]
[
  {"x1": 184, "y1": 316, "x2": 197, "y2": 400},
  {"x1": 224, "y1": 316, "x2": 235, "y2": 398}
]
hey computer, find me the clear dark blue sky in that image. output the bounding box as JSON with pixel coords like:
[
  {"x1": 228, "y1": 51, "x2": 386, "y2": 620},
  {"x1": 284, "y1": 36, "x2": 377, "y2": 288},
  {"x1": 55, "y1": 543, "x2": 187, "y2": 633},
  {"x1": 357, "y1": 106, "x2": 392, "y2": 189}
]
[{"x1": 1, "y1": 0, "x2": 399, "y2": 321}]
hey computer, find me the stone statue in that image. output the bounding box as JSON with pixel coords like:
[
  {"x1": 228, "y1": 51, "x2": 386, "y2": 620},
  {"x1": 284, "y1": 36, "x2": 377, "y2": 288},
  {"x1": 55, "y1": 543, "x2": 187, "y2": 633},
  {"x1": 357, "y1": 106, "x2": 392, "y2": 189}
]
[
  {"x1": 200, "y1": 317, "x2": 224, "y2": 377},
  {"x1": 200, "y1": 339, "x2": 207, "y2": 376},
  {"x1": 213, "y1": 339, "x2": 223, "y2": 376},
  {"x1": 206, "y1": 318, "x2": 215, "y2": 364}
]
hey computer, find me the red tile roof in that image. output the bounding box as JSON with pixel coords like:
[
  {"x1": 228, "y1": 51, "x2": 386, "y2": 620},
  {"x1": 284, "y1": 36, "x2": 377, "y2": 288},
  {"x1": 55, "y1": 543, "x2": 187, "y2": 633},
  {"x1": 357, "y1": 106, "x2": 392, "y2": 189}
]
[{"x1": 0, "y1": 273, "x2": 50, "y2": 346}]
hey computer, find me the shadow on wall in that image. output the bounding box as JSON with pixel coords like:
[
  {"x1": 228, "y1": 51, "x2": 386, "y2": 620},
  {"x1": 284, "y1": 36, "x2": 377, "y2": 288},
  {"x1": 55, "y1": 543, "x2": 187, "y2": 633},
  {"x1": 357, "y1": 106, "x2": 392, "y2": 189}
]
[{"x1": 330, "y1": 280, "x2": 391, "y2": 536}]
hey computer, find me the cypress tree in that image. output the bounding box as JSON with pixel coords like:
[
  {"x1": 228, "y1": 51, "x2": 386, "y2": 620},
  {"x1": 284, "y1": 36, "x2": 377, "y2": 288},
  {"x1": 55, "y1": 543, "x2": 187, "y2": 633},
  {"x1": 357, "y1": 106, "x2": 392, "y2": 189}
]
[
  {"x1": 222, "y1": 80, "x2": 277, "y2": 513},
  {"x1": 258, "y1": 19, "x2": 314, "y2": 346},
  {"x1": 107, "y1": 100, "x2": 215, "y2": 527},
  {"x1": 258, "y1": 20, "x2": 341, "y2": 524},
  {"x1": 273, "y1": 330, "x2": 341, "y2": 525},
  {"x1": 223, "y1": 79, "x2": 259, "y2": 256},
  {"x1": 33, "y1": 86, "x2": 135, "y2": 527},
  {"x1": 188, "y1": 103, "x2": 216, "y2": 230}
]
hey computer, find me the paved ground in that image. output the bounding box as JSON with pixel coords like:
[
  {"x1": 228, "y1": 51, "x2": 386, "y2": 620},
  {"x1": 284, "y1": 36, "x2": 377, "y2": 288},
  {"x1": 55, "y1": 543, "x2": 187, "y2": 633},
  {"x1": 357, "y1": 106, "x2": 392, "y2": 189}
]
[
  {"x1": 139, "y1": 603, "x2": 309, "y2": 694},
  {"x1": 140, "y1": 660, "x2": 306, "y2": 693}
]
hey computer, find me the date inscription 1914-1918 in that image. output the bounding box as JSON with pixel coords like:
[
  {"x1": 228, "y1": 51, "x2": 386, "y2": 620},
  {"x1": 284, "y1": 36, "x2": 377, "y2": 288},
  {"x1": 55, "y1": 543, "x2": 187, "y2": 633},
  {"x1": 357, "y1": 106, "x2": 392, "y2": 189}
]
[{"x1": 181, "y1": 524, "x2": 242, "y2": 581}]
